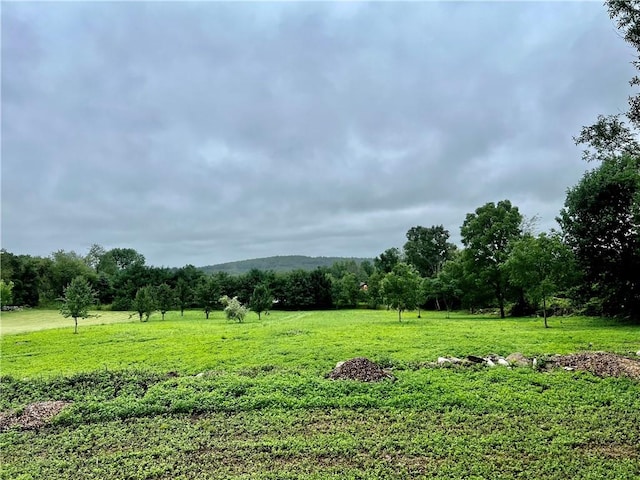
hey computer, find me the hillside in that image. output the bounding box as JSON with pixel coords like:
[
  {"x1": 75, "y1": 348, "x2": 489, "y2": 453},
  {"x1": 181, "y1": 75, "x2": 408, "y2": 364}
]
[{"x1": 199, "y1": 255, "x2": 372, "y2": 275}]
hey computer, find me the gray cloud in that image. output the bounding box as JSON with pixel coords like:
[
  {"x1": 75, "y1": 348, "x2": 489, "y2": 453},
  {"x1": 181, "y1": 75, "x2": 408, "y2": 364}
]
[{"x1": 1, "y1": 2, "x2": 635, "y2": 266}]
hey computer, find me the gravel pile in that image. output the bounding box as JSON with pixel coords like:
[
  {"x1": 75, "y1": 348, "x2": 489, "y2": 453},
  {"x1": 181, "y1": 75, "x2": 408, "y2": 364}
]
[
  {"x1": 0, "y1": 401, "x2": 71, "y2": 432},
  {"x1": 549, "y1": 352, "x2": 640, "y2": 380},
  {"x1": 327, "y1": 357, "x2": 394, "y2": 382}
]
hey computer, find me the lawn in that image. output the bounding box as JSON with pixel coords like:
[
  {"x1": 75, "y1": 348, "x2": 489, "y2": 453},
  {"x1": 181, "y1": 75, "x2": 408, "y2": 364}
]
[{"x1": 1, "y1": 309, "x2": 639, "y2": 479}]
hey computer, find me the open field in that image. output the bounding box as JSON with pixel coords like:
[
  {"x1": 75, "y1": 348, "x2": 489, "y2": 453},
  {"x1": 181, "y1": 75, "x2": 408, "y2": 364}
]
[
  {"x1": 0, "y1": 309, "x2": 135, "y2": 335},
  {"x1": 1, "y1": 310, "x2": 639, "y2": 479}
]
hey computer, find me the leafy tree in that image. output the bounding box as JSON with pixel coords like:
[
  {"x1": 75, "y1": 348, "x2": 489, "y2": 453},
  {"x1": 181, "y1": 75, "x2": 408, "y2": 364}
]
[
  {"x1": 374, "y1": 248, "x2": 401, "y2": 274},
  {"x1": 282, "y1": 270, "x2": 314, "y2": 309},
  {"x1": 364, "y1": 271, "x2": 384, "y2": 309},
  {"x1": 558, "y1": 155, "x2": 640, "y2": 319},
  {"x1": 0, "y1": 279, "x2": 14, "y2": 308},
  {"x1": 309, "y1": 268, "x2": 333, "y2": 309},
  {"x1": 505, "y1": 233, "x2": 579, "y2": 327},
  {"x1": 381, "y1": 263, "x2": 421, "y2": 321},
  {"x1": 132, "y1": 286, "x2": 156, "y2": 322},
  {"x1": 155, "y1": 283, "x2": 175, "y2": 320},
  {"x1": 60, "y1": 276, "x2": 96, "y2": 333},
  {"x1": 45, "y1": 250, "x2": 96, "y2": 302},
  {"x1": 460, "y1": 200, "x2": 523, "y2": 318},
  {"x1": 220, "y1": 295, "x2": 248, "y2": 323},
  {"x1": 249, "y1": 283, "x2": 273, "y2": 320},
  {"x1": 175, "y1": 278, "x2": 193, "y2": 317},
  {"x1": 403, "y1": 225, "x2": 456, "y2": 278},
  {"x1": 84, "y1": 244, "x2": 106, "y2": 271},
  {"x1": 332, "y1": 272, "x2": 360, "y2": 308},
  {"x1": 98, "y1": 248, "x2": 145, "y2": 277},
  {"x1": 196, "y1": 277, "x2": 220, "y2": 319}
]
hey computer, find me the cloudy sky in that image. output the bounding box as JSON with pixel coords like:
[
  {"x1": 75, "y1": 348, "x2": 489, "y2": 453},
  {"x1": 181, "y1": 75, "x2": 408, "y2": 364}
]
[{"x1": 1, "y1": 1, "x2": 635, "y2": 267}]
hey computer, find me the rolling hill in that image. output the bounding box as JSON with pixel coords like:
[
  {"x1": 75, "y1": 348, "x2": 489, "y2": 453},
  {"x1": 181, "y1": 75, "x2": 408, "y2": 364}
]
[{"x1": 199, "y1": 255, "x2": 372, "y2": 275}]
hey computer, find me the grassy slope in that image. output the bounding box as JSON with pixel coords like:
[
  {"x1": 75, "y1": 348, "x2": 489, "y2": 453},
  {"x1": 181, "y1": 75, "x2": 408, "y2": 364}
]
[{"x1": 1, "y1": 310, "x2": 639, "y2": 479}]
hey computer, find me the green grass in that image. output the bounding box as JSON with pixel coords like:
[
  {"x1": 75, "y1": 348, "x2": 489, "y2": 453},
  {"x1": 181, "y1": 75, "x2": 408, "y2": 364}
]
[
  {"x1": 1, "y1": 309, "x2": 639, "y2": 479},
  {"x1": 0, "y1": 309, "x2": 135, "y2": 335}
]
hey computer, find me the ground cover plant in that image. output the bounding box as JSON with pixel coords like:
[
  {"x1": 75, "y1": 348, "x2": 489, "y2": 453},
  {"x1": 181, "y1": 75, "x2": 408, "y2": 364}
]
[{"x1": 1, "y1": 309, "x2": 639, "y2": 479}]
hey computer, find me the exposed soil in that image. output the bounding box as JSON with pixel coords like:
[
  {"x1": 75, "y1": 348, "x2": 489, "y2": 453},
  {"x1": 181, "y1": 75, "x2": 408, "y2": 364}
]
[
  {"x1": 327, "y1": 357, "x2": 394, "y2": 382},
  {"x1": 0, "y1": 401, "x2": 71, "y2": 432},
  {"x1": 548, "y1": 352, "x2": 640, "y2": 380}
]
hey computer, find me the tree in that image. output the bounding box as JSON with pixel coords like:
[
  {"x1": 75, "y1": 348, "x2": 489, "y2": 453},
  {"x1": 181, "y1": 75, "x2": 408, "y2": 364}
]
[
  {"x1": 175, "y1": 278, "x2": 193, "y2": 317},
  {"x1": 505, "y1": 233, "x2": 579, "y2": 327},
  {"x1": 460, "y1": 200, "x2": 523, "y2": 318},
  {"x1": 403, "y1": 225, "x2": 456, "y2": 278},
  {"x1": 332, "y1": 272, "x2": 360, "y2": 308},
  {"x1": 249, "y1": 283, "x2": 273, "y2": 320},
  {"x1": 196, "y1": 277, "x2": 220, "y2": 319},
  {"x1": 381, "y1": 263, "x2": 421, "y2": 321},
  {"x1": 374, "y1": 248, "x2": 401, "y2": 274},
  {"x1": 60, "y1": 276, "x2": 96, "y2": 333},
  {"x1": 0, "y1": 279, "x2": 14, "y2": 308},
  {"x1": 558, "y1": 155, "x2": 640, "y2": 319},
  {"x1": 132, "y1": 286, "x2": 156, "y2": 322},
  {"x1": 155, "y1": 283, "x2": 175, "y2": 320},
  {"x1": 220, "y1": 295, "x2": 248, "y2": 323}
]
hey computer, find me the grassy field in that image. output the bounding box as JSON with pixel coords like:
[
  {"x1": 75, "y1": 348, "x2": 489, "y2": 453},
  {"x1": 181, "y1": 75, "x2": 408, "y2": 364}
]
[{"x1": 1, "y1": 309, "x2": 639, "y2": 479}]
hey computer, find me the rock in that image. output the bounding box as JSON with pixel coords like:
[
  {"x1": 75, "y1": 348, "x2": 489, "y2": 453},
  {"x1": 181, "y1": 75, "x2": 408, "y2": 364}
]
[
  {"x1": 437, "y1": 357, "x2": 452, "y2": 365},
  {"x1": 466, "y1": 355, "x2": 485, "y2": 364},
  {"x1": 449, "y1": 357, "x2": 463, "y2": 364},
  {"x1": 497, "y1": 358, "x2": 510, "y2": 367},
  {"x1": 486, "y1": 358, "x2": 496, "y2": 367},
  {"x1": 532, "y1": 358, "x2": 538, "y2": 367},
  {"x1": 636, "y1": 350, "x2": 640, "y2": 357},
  {"x1": 195, "y1": 372, "x2": 205, "y2": 378},
  {"x1": 335, "y1": 361, "x2": 345, "y2": 369},
  {"x1": 563, "y1": 367, "x2": 575, "y2": 371},
  {"x1": 506, "y1": 353, "x2": 531, "y2": 367}
]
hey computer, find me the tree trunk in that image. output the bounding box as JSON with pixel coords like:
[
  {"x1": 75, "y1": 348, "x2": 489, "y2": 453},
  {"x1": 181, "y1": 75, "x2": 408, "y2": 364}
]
[
  {"x1": 180, "y1": 307, "x2": 184, "y2": 317},
  {"x1": 162, "y1": 312, "x2": 165, "y2": 320},
  {"x1": 139, "y1": 312, "x2": 143, "y2": 321},
  {"x1": 398, "y1": 308, "x2": 402, "y2": 322},
  {"x1": 417, "y1": 307, "x2": 421, "y2": 318},
  {"x1": 74, "y1": 317, "x2": 78, "y2": 334},
  {"x1": 543, "y1": 295, "x2": 548, "y2": 328},
  {"x1": 258, "y1": 311, "x2": 261, "y2": 321},
  {"x1": 205, "y1": 309, "x2": 210, "y2": 319}
]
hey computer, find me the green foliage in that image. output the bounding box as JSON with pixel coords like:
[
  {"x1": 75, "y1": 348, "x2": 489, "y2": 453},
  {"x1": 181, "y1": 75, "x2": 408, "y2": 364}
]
[
  {"x1": 155, "y1": 283, "x2": 175, "y2": 320},
  {"x1": 220, "y1": 295, "x2": 248, "y2": 323},
  {"x1": 196, "y1": 277, "x2": 220, "y2": 319},
  {"x1": 249, "y1": 283, "x2": 273, "y2": 320},
  {"x1": 403, "y1": 225, "x2": 456, "y2": 278},
  {"x1": 131, "y1": 286, "x2": 156, "y2": 322},
  {"x1": 558, "y1": 155, "x2": 640, "y2": 320},
  {"x1": 505, "y1": 233, "x2": 579, "y2": 327},
  {"x1": 0, "y1": 279, "x2": 14, "y2": 307},
  {"x1": 461, "y1": 200, "x2": 523, "y2": 318},
  {"x1": 59, "y1": 276, "x2": 97, "y2": 334},
  {"x1": 331, "y1": 272, "x2": 361, "y2": 308},
  {"x1": 381, "y1": 263, "x2": 421, "y2": 321},
  {"x1": 374, "y1": 247, "x2": 401, "y2": 274}
]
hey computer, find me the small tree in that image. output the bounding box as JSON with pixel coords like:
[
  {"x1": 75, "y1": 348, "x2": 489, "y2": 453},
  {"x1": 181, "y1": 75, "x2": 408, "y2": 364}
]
[
  {"x1": 249, "y1": 283, "x2": 273, "y2": 320},
  {"x1": 0, "y1": 279, "x2": 14, "y2": 308},
  {"x1": 197, "y1": 277, "x2": 220, "y2": 319},
  {"x1": 60, "y1": 276, "x2": 96, "y2": 334},
  {"x1": 381, "y1": 263, "x2": 421, "y2": 321},
  {"x1": 220, "y1": 295, "x2": 248, "y2": 323},
  {"x1": 155, "y1": 283, "x2": 175, "y2": 320},
  {"x1": 132, "y1": 286, "x2": 156, "y2": 322},
  {"x1": 175, "y1": 278, "x2": 193, "y2": 317}
]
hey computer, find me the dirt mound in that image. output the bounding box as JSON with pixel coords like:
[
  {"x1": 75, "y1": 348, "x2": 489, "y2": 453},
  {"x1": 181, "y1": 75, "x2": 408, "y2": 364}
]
[
  {"x1": 549, "y1": 352, "x2": 640, "y2": 380},
  {"x1": 327, "y1": 357, "x2": 393, "y2": 382},
  {"x1": 0, "y1": 401, "x2": 71, "y2": 432}
]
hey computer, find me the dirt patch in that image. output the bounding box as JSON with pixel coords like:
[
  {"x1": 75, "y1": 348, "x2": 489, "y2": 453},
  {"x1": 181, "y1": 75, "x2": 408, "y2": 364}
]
[
  {"x1": 327, "y1": 357, "x2": 394, "y2": 382},
  {"x1": 0, "y1": 401, "x2": 71, "y2": 432},
  {"x1": 548, "y1": 352, "x2": 640, "y2": 380}
]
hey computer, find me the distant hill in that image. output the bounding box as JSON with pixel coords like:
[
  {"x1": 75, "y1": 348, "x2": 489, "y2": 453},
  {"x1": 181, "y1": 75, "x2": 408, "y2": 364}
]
[{"x1": 199, "y1": 255, "x2": 373, "y2": 275}]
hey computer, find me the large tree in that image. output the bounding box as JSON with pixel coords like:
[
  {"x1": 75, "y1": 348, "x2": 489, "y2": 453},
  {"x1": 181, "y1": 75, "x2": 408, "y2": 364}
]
[
  {"x1": 558, "y1": 155, "x2": 640, "y2": 319},
  {"x1": 460, "y1": 200, "x2": 523, "y2": 318},
  {"x1": 196, "y1": 277, "x2": 220, "y2": 319},
  {"x1": 403, "y1": 225, "x2": 456, "y2": 278},
  {"x1": 505, "y1": 233, "x2": 579, "y2": 327},
  {"x1": 381, "y1": 263, "x2": 421, "y2": 321},
  {"x1": 374, "y1": 248, "x2": 401, "y2": 274},
  {"x1": 60, "y1": 276, "x2": 96, "y2": 334}
]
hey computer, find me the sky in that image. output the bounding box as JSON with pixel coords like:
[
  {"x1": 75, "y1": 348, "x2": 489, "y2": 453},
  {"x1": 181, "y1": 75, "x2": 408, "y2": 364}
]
[{"x1": 1, "y1": 1, "x2": 636, "y2": 267}]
